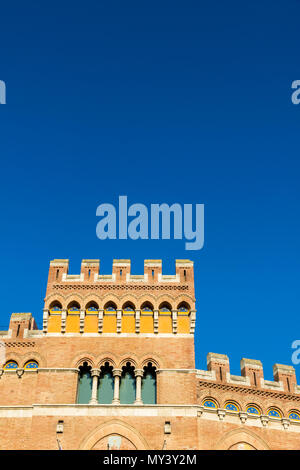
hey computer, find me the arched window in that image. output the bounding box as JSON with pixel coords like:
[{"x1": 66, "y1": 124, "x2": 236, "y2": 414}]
[
  {"x1": 77, "y1": 362, "x2": 92, "y2": 404},
  {"x1": 24, "y1": 360, "x2": 38, "y2": 370},
  {"x1": 225, "y1": 402, "x2": 240, "y2": 412},
  {"x1": 246, "y1": 405, "x2": 261, "y2": 415},
  {"x1": 66, "y1": 301, "x2": 81, "y2": 333},
  {"x1": 98, "y1": 362, "x2": 114, "y2": 404},
  {"x1": 119, "y1": 362, "x2": 136, "y2": 404},
  {"x1": 267, "y1": 408, "x2": 282, "y2": 418},
  {"x1": 142, "y1": 362, "x2": 156, "y2": 404},
  {"x1": 3, "y1": 361, "x2": 18, "y2": 370},
  {"x1": 202, "y1": 398, "x2": 217, "y2": 409},
  {"x1": 289, "y1": 410, "x2": 300, "y2": 421}
]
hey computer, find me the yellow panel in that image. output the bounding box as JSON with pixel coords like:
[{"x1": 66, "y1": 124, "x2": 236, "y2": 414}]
[
  {"x1": 47, "y1": 315, "x2": 61, "y2": 333},
  {"x1": 122, "y1": 314, "x2": 135, "y2": 333},
  {"x1": 177, "y1": 315, "x2": 190, "y2": 333},
  {"x1": 103, "y1": 313, "x2": 117, "y2": 333},
  {"x1": 84, "y1": 315, "x2": 98, "y2": 333},
  {"x1": 140, "y1": 313, "x2": 154, "y2": 333},
  {"x1": 66, "y1": 314, "x2": 80, "y2": 333},
  {"x1": 159, "y1": 314, "x2": 172, "y2": 333}
]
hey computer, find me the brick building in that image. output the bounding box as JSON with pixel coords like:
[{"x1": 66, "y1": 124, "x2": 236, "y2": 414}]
[{"x1": 0, "y1": 258, "x2": 299, "y2": 450}]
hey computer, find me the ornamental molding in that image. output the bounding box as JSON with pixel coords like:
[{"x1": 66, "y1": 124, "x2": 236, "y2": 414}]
[{"x1": 198, "y1": 380, "x2": 300, "y2": 402}]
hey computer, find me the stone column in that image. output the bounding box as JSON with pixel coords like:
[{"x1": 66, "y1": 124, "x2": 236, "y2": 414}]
[
  {"x1": 135, "y1": 309, "x2": 140, "y2": 334},
  {"x1": 154, "y1": 310, "x2": 159, "y2": 334},
  {"x1": 79, "y1": 310, "x2": 85, "y2": 334},
  {"x1": 43, "y1": 309, "x2": 49, "y2": 334},
  {"x1": 112, "y1": 369, "x2": 122, "y2": 404},
  {"x1": 172, "y1": 310, "x2": 177, "y2": 334},
  {"x1": 98, "y1": 309, "x2": 104, "y2": 334},
  {"x1": 61, "y1": 309, "x2": 67, "y2": 334},
  {"x1": 89, "y1": 369, "x2": 100, "y2": 404},
  {"x1": 134, "y1": 369, "x2": 143, "y2": 404},
  {"x1": 116, "y1": 309, "x2": 122, "y2": 334}
]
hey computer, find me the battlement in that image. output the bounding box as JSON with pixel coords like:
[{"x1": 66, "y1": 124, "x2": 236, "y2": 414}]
[{"x1": 197, "y1": 352, "x2": 299, "y2": 395}]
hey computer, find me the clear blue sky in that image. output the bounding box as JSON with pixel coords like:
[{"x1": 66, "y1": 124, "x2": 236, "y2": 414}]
[{"x1": 0, "y1": 0, "x2": 299, "y2": 380}]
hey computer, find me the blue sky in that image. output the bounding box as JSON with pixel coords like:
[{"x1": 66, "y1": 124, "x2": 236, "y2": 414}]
[{"x1": 0, "y1": 0, "x2": 299, "y2": 380}]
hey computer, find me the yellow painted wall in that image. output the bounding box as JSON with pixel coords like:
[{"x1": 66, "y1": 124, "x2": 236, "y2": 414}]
[
  {"x1": 84, "y1": 314, "x2": 98, "y2": 333},
  {"x1": 122, "y1": 312, "x2": 135, "y2": 333},
  {"x1": 47, "y1": 311, "x2": 61, "y2": 333},
  {"x1": 159, "y1": 312, "x2": 172, "y2": 333},
  {"x1": 103, "y1": 311, "x2": 117, "y2": 333},
  {"x1": 66, "y1": 312, "x2": 80, "y2": 333},
  {"x1": 140, "y1": 311, "x2": 154, "y2": 333},
  {"x1": 177, "y1": 314, "x2": 190, "y2": 333}
]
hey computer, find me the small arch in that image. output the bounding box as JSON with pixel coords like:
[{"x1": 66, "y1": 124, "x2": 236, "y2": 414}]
[
  {"x1": 104, "y1": 301, "x2": 117, "y2": 311},
  {"x1": 246, "y1": 404, "x2": 261, "y2": 416},
  {"x1": 140, "y1": 302, "x2": 154, "y2": 311},
  {"x1": 202, "y1": 397, "x2": 218, "y2": 409},
  {"x1": 289, "y1": 410, "x2": 300, "y2": 421},
  {"x1": 177, "y1": 301, "x2": 190, "y2": 311},
  {"x1": 158, "y1": 301, "x2": 172, "y2": 311},
  {"x1": 49, "y1": 301, "x2": 62, "y2": 310},
  {"x1": 267, "y1": 407, "x2": 282, "y2": 418},
  {"x1": 24, "y1": 360, "x2": 38, "y2": 370},
  {"x1": 3, "y1": 360, "x2": 18, "y2": 370},
  {"x1": 122, "y1": 301, "x2": 135, "y2": 311},
  {"x1": 85, "y1": 301, "x2": 99, "y2": 311},
  {"x1": 224, "y1": 401, "x2": 240, "y2": 412},
  {"x1": 67, "y1": 301, "x2": 81, "y2": 311}
]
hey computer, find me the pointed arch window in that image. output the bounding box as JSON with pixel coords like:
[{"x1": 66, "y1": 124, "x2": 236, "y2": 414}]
[
  {"x1": 77, "y1": 362, "x2": 92, "y2": 404},
  {"x1": 142, "y1": 362, "x2": 156, "y2": 404},
  {"x1": 119, "y1": 362, "x2": 136, "y2": 404},
  {"x1": 98, "y1": 362, "x2": 114, "y2": 404}
]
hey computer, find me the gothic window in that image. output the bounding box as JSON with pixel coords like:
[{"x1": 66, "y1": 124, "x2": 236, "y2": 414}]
[
  {"x1": 77, "y1": 362, "x2": 92, "y2": 404},
  {"x1": 119, "y1": 362, "x2": 136, "y2": 404},
  {"x1": 142, "y1": 362, "x2": 156, "y2": 404},
  {"x1": 98, "y1": 362, "x2": 114, "y2": 404}
]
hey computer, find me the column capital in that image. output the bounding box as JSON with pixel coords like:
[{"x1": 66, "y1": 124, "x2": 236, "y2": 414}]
[
  {"x1": 91, "y1": 369, "x2": 100, "y2": 377},
  {"x1": 113, "y1": 368, "x2": 122, "y2": 377},
  {"x1": 134, "y1": 369, "x2": 144, "y2": 377}
]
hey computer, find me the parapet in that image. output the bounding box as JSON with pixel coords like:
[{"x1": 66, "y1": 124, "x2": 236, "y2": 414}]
[
  {"x1": 45, "y1": 258, "x2": 195, "y2": 297},
  {"x1": 8, "y1": 313, "x2": 38, "y2": 339},
  {"x1": 196, "y1": 352, "x2": 299, "y2": 395}
]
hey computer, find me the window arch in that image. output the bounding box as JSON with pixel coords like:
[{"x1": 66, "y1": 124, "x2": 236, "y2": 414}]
[
  {"x1": 177, "y1": 301, "x2": 190, "y2": 334},
  {"x1": 246, "y1": 405, "x2": 261, "y2": 415},
  {"x1": 267, "y1": 407, "x2": 282, "y2": 418},
  {"x1": 3, "y1": 361, "x2": 18, "y2": 370},
  {"x1": 77, "y1": 362, "x2": 92, "y2": 404},
  {"x1": 177, "y1": 302, "x2": 190, "y2": 311},
  {"x1": 24, "y1": 360, "x2": 38, "y2": 370},
  {"x1": 48, "y1": 301, "x2": 62, "y2": 333},
  {"x1": 85, "y1": 301, "x2": 99, "y2": 311},
  {"x1": 202, "y1": 398, "x2": 218, "y2": 409},
  {"x1": 97, "y1": 362, "x2": 114, "y2": 404},
  {"x1": 224, "y1": 401, "x2": 240, "y2": 412},
  {"x1": 142, "y1": 362, "x2": 156, "y2": 404},
  {"x1": 289, "y1": 410, "x2": 300, "y2": 421},
  {"x1": 119, "y1": 362, "x2": 136, "y2": 404}
]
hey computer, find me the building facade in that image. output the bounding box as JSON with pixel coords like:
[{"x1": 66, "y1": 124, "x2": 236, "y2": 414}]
[{"x1": 0, "y1": 258, "x2": 299, "y2": 450}]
